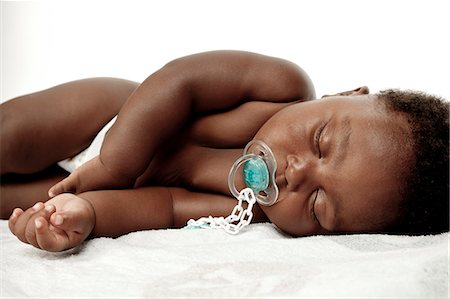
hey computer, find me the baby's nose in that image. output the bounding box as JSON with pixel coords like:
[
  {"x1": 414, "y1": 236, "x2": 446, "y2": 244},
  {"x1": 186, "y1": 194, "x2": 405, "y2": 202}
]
[{"x1": 285, "y1": 154, "x2": 314, "y2": 191}]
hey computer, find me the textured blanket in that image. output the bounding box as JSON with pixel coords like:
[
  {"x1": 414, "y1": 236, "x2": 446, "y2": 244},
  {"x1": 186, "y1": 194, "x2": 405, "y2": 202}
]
[{"x1": 1, "y1": 221, "x2": 448, "y2": 298}]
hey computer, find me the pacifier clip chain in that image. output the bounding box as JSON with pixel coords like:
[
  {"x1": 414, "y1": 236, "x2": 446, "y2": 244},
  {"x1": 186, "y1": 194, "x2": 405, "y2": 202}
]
[{"x1": 186, "y1": 188, "x2": 256, "y2": 234}]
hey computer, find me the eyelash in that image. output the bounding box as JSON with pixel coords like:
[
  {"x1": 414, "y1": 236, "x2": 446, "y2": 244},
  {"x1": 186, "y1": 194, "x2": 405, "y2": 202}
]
[
  {"x1": 311, "y1": 189, "x2": 320, "y2": 225},
  {"x1": 315, "y1": 123, "x2": 326, "y2": 158},
  {"x1": 312, "y1": 123, "x2": 327, "y2": 226}
]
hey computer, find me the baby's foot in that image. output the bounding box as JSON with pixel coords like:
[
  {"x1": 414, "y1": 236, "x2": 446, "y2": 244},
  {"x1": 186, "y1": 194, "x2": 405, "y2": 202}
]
[{"x1": 49, "y1": 156, "x2": 134, "y2": 197}]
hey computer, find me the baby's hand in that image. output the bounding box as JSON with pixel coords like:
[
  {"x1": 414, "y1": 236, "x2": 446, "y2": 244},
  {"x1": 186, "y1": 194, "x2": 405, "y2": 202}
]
[
  {"x1": 48, "y1": 156, "x2": 133, "y2": 197},
  {"x1": 8, "y1": 194, "x2": 95, "y2": 252}
]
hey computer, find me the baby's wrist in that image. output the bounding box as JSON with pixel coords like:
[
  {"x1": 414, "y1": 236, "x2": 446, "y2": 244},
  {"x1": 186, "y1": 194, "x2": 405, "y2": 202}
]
[
  {"x1": 104, "y1": 166, "x2": 136, "y2": 187},
  {"x1": 77, "y1": 194, "x2": 97, "y2": 239},
  {"x1": 96, "y1": 155, "x2": 137, "y2": 188}
]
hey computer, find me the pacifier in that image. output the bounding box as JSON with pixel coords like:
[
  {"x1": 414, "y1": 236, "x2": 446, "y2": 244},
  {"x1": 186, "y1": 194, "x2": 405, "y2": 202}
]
[{"x1": 228, "y1": 140, "x2": 279, "y2": 206}]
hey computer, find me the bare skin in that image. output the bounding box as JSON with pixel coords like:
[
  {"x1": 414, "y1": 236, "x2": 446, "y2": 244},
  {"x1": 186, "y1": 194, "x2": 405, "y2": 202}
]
[
  {"x1": 47, "y1": 51, "x2": 314, "y2": 197},
  {"x1": 1, "y1": 51, "x2": 411, "y2": 252}
]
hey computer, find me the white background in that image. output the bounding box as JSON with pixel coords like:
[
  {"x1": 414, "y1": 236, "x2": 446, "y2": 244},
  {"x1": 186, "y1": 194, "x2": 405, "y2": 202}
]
[{"x1": 1, "y1": 0, "x2": 449, "y2": 102}]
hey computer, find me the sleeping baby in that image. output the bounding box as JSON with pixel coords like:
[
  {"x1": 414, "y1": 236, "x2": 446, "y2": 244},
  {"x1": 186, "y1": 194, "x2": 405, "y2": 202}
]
[{"x1": 1, "y1": 50, "x2": 448, "y2": 252}]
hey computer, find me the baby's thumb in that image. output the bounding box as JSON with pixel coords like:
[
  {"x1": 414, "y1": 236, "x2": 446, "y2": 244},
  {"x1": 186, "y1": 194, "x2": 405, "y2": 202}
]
[{"x1": 48, "y1": 178, "x2": 75, "y2": 198}]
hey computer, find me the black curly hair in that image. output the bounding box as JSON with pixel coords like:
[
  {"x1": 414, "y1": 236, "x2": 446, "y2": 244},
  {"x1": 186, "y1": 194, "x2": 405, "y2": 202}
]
[{"x1": 375, "y1": 89, "x2": 449, "y2": 235}]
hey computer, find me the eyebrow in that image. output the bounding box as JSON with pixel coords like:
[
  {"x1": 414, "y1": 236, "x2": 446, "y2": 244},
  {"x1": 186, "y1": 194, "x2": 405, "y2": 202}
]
[{"x1": 330, "y1": 116, "x2": 352, "y2": 230}]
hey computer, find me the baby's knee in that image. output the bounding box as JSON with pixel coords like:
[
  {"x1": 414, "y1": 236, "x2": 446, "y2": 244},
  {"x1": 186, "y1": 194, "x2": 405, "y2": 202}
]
[
  {"x1": 0, "y1": 104, "x2": 34, "y2": 174},
  {"x1": 0, "y1": 177, "x2": 34, "y2": 219}
]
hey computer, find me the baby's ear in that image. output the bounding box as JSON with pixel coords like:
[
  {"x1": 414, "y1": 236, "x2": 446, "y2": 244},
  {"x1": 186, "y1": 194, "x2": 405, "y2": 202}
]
[{"x1": 321, "y1": 86, "x2": 369, "y2": 98}]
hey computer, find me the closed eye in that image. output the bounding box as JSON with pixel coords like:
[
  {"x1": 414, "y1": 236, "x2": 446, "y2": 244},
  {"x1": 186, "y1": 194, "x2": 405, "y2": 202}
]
[
  {"x1": 311, "y1": 189, "x2": 321, "y2": 226},
  {"x1": 315, "y1": 122, "x2": 327, "y2": 158}
]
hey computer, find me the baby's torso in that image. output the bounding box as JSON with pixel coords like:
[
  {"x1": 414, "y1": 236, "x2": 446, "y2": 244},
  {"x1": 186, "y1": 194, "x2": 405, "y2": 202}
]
[{"x1": 138, "y1": 100, "x2": 292, "y2": 196}]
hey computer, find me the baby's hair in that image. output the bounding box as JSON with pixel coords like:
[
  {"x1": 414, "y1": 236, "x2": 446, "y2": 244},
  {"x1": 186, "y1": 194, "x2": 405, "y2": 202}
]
[{"x1": 376, "y1": 89, "x2": 449, "y2": 235}]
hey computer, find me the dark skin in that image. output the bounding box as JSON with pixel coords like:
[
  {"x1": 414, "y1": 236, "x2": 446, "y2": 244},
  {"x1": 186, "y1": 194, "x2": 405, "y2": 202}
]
[
  {"x1": 1, "y1": 51, "x2": 408, "y2": 252},
  {"x1": 47, "y1": 51, "x2": 315, "y2": 197}
]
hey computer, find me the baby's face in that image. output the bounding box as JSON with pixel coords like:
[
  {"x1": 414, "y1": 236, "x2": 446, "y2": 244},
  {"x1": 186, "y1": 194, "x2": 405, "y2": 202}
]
[{"x1": 254, "y1": 95, "x2": 411, "y2": 236}]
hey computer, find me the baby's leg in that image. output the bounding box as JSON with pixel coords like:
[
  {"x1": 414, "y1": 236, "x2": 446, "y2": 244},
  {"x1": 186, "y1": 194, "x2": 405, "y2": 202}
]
[
  {"x1": 0, "y1": 165, "x2": 67, "y2": 219},
  {"x1": 0, "y1": 78, "x2": 138, "y2": 175}
]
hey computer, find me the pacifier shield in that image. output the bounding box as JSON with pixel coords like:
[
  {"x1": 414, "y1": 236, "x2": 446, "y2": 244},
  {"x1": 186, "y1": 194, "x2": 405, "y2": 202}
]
[{"x1": 228, "y1": 139, "x2": 279, "y2": 206}]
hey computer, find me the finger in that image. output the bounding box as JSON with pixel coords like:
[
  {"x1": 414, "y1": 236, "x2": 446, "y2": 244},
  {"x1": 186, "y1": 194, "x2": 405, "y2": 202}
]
[
  {"x1": 49, "y1": 209, "x2": 85, "y2": 233},
  {"x1": 35, "y1": 217, "x2": 68, "y2": 252},
  {"x1": 24, "y1": 204, "x2": 56, "y2": 248},
  {"x1": 48, "y1": 174, "x2": 77, "y2": 197},
  {"x1": 12, "y1": 202, "x2": 45, "y2": 243},
  {"x1": 8, "y1": 208, "x2": 24, "y2": 234}
]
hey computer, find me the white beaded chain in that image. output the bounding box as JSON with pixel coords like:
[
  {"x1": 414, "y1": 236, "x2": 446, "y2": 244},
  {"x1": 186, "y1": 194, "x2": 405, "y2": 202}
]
[{"x1": 185, "y1": 188, "x2": 256, "y2": 234}]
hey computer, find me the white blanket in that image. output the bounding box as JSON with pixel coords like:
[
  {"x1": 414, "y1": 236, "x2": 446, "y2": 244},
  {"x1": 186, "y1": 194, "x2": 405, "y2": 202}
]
[{"x1": 1, "y1": 220, "x2": 448, "y2": 298}]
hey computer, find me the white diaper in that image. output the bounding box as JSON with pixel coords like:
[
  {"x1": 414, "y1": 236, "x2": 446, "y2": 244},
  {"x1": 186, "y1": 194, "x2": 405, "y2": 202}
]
[{"x1": 57, "y1": 116, "x2": 117, "y2": 173}]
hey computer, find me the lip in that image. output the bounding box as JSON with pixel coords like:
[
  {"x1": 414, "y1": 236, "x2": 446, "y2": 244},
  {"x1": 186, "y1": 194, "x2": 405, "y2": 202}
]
[{"x1": 275, "y1": 174, "x2": 286, "y2": 190}]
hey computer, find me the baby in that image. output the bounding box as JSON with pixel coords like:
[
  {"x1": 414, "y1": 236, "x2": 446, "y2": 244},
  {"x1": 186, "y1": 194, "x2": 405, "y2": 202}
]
[{"x1": 1, "y1": 51, "x2": 448, "y2": 252}]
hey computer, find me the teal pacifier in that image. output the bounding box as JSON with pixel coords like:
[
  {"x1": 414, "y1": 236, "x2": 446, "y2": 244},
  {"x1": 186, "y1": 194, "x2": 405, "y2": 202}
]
[
  {"x1": 228, "y1": 140, "x2": 279, "y2": 206},
  {"x1": 243, "y1": 158, "x2": 269, "y2": 192}
]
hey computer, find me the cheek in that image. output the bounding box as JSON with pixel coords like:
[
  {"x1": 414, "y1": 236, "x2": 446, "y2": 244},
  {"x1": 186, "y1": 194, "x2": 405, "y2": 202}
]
[
  {"x1": 314, "y1": 197, "x2": 336, "y2": 231},
  {"x1": 261, "y1": 197, "x2": 310, "y2": 236},
  {"x1": 254, "y1": 106, "x2": 300, "y2": 138},
  {"x1": 254, "y1": 115, "x2": 283, "y2": 142}
]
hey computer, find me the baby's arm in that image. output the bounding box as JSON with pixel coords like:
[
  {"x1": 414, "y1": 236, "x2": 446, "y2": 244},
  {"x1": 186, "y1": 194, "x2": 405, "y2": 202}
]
[
  {"x1": 9, "y1": 187, "x2": 266, "y2": 251},
  {"x1": 49, "y1": 51, "x2": 315, "y2": 196},
  {"x1": 9, "y1": 188, "x2": 174, "y2": 251},
  {"x1": 76, "y1": 187, "x2": 266, "y2": 238}
]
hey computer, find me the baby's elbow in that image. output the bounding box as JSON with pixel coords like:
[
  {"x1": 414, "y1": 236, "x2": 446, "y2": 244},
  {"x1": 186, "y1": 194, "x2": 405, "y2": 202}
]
[{"x1": 285, "y1": 63, "x2": 316, "y2": 102}]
